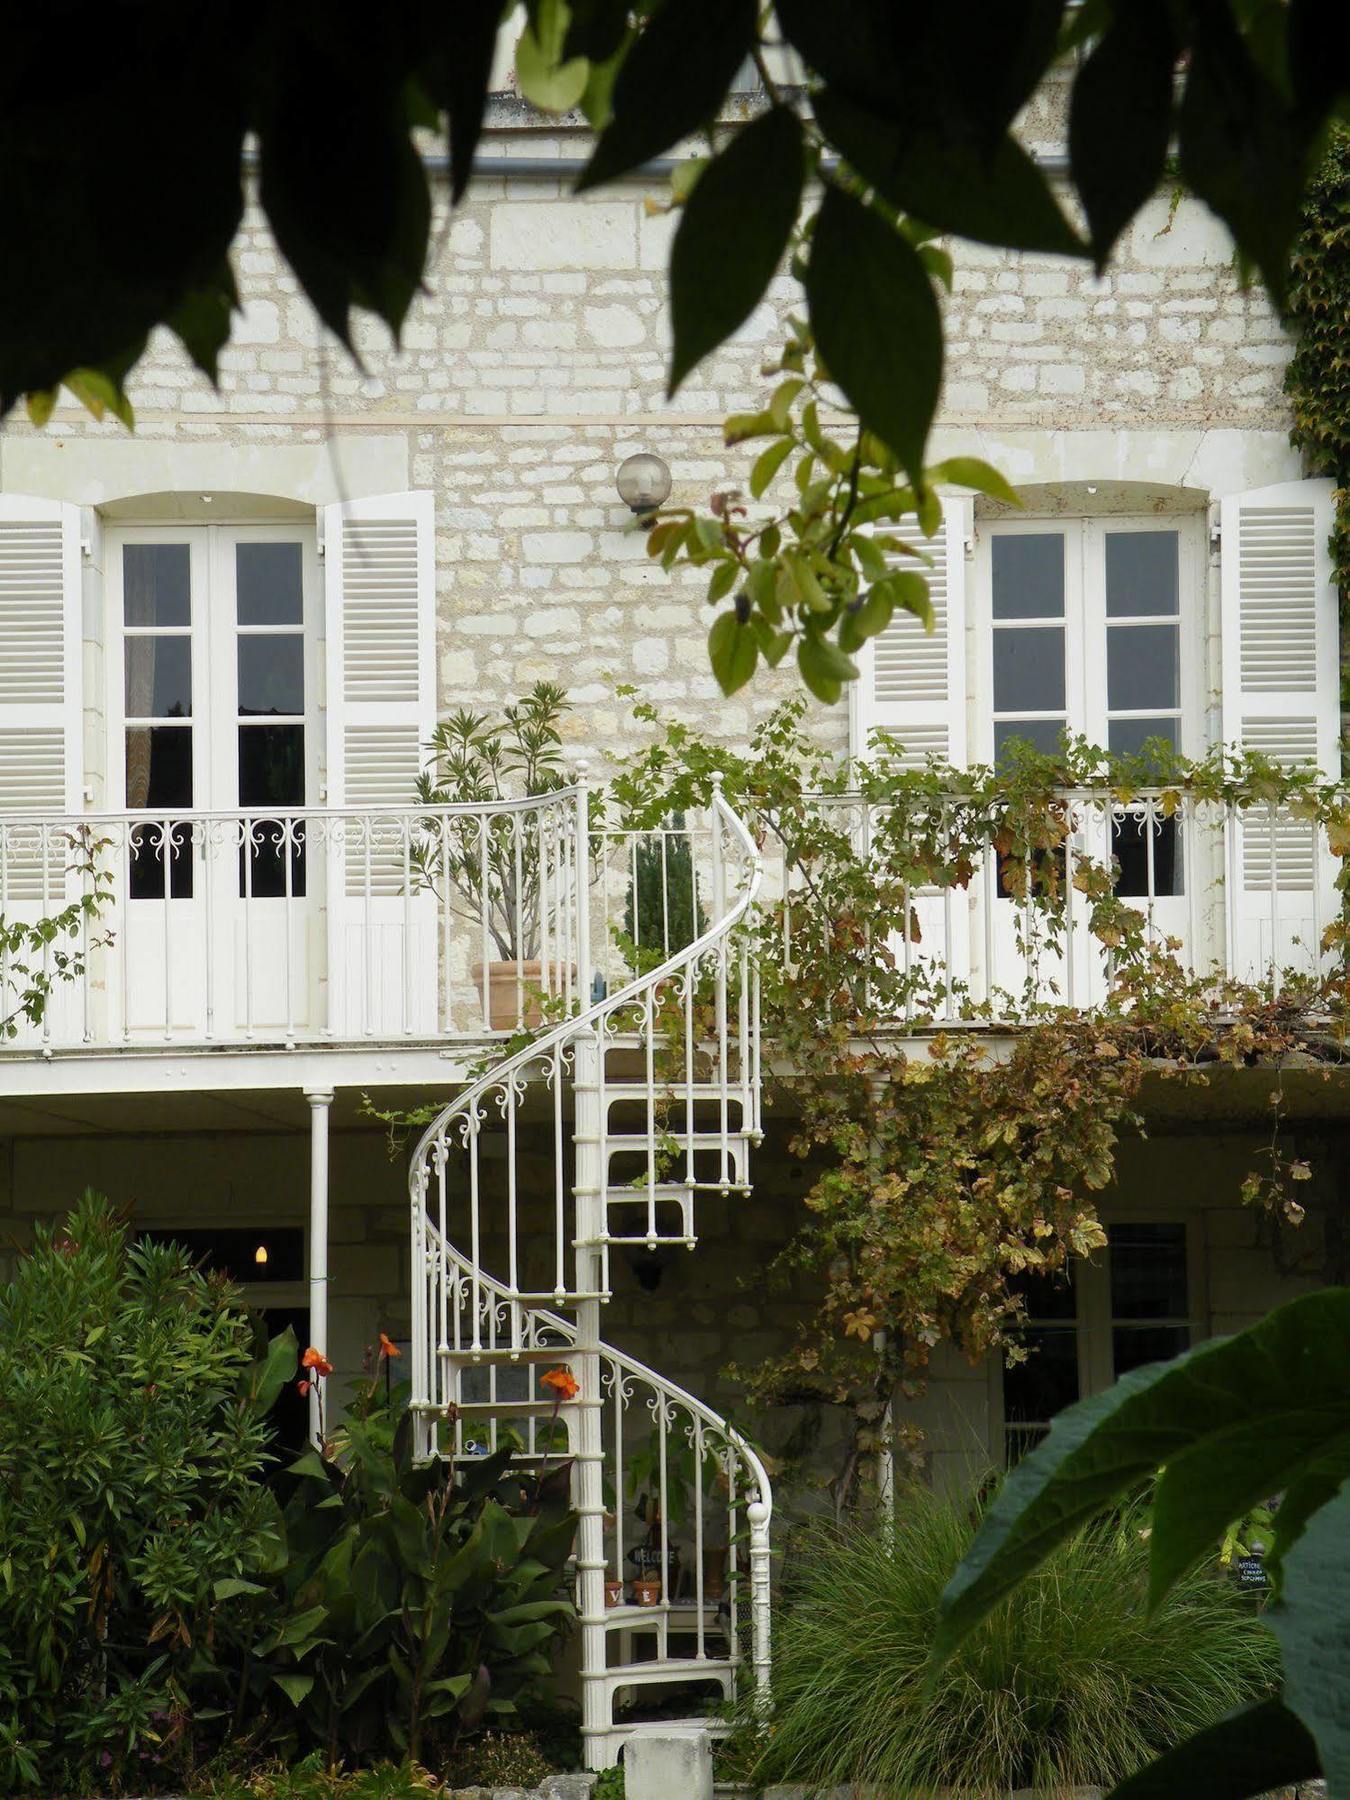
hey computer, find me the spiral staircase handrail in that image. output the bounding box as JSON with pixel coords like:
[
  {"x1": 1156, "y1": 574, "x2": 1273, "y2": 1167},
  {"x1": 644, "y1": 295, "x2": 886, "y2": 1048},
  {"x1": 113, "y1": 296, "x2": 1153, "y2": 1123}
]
[{"x1": 408, "y1": 786, "x2": 763, "y2": 1179}]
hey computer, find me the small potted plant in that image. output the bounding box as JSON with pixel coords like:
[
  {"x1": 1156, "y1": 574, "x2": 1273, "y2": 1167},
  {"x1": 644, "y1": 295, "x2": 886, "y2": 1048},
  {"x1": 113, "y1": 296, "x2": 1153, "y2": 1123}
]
[
  {"x1": 619, "y1": 812, "x2": 707, "y2": 972},
  {"x1": 415, "y1": 682, "x2": 575, "y2": 1029}
]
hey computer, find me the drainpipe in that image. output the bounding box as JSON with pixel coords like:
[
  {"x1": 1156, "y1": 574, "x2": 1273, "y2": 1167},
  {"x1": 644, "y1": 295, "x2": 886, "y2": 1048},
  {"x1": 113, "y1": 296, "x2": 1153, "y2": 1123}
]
[{"x1": 305, "y1": 1087, "x2": 335, "y2": 1446}]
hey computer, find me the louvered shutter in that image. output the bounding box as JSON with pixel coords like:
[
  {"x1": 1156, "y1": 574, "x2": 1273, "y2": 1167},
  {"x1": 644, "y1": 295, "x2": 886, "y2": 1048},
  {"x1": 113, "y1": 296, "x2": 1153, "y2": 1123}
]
[
  {"x1": 1220, "y1": 478, "x2": 1339, "y2": 981},
  {"x1": 850, "y1": 497, "x2": 970, "y2": 770},
  {"x1": 323, "y1": 491, "x2": 436, "y2": 1036},
  {"x1": 0, "y1": 495, "x2": 82, "y2": 902},
  {"x1": 849, "y1": 498, "x2": 972, "y2": 1005}
]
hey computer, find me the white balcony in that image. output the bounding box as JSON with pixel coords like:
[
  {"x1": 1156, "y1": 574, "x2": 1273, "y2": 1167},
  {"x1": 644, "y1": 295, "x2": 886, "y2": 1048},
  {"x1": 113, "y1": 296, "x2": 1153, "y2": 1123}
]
[
  {"x1": 778, "y1": 785, "x2": 1341, "y2": 1022},
  {"x1": 0, "y1": 794, "x2": 721, "y2": 1056},
  {"x1": 0, "y1": 783, "x2": 1337, "y2": 1061}
]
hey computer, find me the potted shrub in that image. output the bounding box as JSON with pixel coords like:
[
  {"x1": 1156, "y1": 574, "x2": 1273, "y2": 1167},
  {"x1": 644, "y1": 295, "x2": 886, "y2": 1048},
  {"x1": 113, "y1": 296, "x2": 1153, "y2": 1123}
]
[
  {"x1": 620, "y1": 811, "x2": 707, "y2": 971},
  {"x1": 415, "y1": 682, "x2": 576, "y2": 1029}
]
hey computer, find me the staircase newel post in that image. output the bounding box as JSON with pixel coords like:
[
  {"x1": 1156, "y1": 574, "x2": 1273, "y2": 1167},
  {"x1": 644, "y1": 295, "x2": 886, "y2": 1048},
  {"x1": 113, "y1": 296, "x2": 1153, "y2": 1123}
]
[
  {"x1": 572, "y1": 1029, "x2": 607, "y2": 1765},
  {"x1": 747, "y1": 1496, "x2": 773, "y2": 1710}
]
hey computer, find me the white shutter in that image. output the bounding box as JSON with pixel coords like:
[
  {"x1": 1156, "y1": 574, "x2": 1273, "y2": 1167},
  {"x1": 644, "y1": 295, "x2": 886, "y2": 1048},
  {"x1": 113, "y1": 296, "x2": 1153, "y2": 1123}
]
[
  {"x1": 850, "y1": 496, "x2": 970, "y2": 770},
  {"x1": 323, "y1": 491, "x2": 436, "y2": 1035},
  {"x1": 0, "y1": 494, "x2": 82, "y2": 900},
  {"x1": 1220, "y1": 478, "x2": 1339, "y2": 980}
]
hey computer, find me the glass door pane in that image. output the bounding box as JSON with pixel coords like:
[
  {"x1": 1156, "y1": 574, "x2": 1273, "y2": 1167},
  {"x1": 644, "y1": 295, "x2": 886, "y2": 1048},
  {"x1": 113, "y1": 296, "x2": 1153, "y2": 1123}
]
[
  {"x1": 123, "y1": 543, "x2": 194, "y2": 899},
  {"x1": 235, "y1": 542, "x2": 306, "y2": 897}
]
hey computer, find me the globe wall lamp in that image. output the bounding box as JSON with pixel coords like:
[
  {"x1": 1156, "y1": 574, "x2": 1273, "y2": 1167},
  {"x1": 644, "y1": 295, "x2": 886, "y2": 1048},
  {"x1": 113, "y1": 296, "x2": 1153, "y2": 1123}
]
[{"x1": 616, "y1": 451, "x2": 672, "y2": 516}]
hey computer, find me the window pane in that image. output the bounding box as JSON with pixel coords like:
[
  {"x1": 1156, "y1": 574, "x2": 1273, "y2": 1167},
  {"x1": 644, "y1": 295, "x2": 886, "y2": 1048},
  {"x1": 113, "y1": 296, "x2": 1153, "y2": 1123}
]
[
  {"x1": 125, "y1": 726, "x2": 193, "y2": 899},
  {"x1": 1009, "y1": 1261, "x2": 1076, "y2": 1321},
  {"x1": 1113, "y1": 813, "x2": 1182, "y2": 898},
  {"x1": 994, "y1": 627, "x2": 1066, "y2": 712},
  {"x1": 1113, "y1": 1324, "x2": 1190, "y2": 1377},
  {"x1": 123, "y1": 543, "x2": 190, "y2": 626},
  {"x1": 239, "y1": 725, "x2": 306, "y2": 899},
  {"x1": 237, "y1": 542, "x2": 303, "y2": 625},
  {"x1": 125, "y1": 725, "x2": 193, "y2": 810},
  {"x1": 125, "y1": 636, "x2": 191, "y2": 719},
  {"x1": 1110, "y1": 1222, "x2": 1189, "y2": 1319},
  {"x1": 1003, "y1": 1325, "x2": 1079, "y2": 1423},
  {"x1": 1108, "y1": 717, "x2": 1179, "y2": 763},
  {"x1": 992, "y1": 534, "x2": 1065, "y2": 619},
  {"x1": 994, "y1": 719, "x2": 1066, "y2": 763},
  {"x1": 1106, "y1": 531, "x2": 1179, "y2": 617},
  {"x1": 1107, "y1": 623, "x2": 1178, "y2": 711},
  {"x1": 239, "y1": 723, "x2": 305, "y2": 807},
  {"x1": 238, "y1": 634, "x2": 304, "y2": 716}
]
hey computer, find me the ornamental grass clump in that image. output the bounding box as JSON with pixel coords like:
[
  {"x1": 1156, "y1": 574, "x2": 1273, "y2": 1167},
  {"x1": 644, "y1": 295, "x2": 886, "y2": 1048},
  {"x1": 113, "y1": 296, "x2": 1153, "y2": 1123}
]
[{"x1": 729, "y1": 1484, "x2": 1276, "y2": 1798}]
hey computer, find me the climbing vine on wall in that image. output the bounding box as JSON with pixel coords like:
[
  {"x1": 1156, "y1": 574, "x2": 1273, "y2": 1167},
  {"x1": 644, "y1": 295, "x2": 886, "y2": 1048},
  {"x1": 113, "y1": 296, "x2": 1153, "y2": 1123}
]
[
  {"x1": 612, "y1": 698, "x2": 1350, "y2": 1510},
  {"x1": 1284, "y1": 124, "x2": 1350, "y2": 611}
]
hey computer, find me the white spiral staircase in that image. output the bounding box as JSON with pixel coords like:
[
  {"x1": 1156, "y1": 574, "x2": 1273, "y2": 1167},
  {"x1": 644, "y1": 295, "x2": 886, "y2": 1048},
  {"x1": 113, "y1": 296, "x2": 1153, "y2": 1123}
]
[{"x1": 408, "y1": 774, "x2": 772, "y2": 1768}]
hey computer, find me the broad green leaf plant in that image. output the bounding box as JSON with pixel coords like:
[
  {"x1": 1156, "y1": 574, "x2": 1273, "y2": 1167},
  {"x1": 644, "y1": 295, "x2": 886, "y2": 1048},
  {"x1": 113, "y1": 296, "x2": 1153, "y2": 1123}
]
[{"x1": 930, "y1": 1287, "x2": 1350, "y2": 1798}]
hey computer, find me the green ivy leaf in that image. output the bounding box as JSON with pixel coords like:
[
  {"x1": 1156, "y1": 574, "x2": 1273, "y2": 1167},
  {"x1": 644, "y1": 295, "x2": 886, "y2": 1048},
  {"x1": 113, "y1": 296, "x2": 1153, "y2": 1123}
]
[
  {"x1": 669, "y1": 106, "x2": 806, "y2": 394},
  {"x1": 516, "y1": 2, "x2": 591, "y2": 114},
  {"x1": 806, "y1": 187, "x2": 942, "y2": 488},
  {"x1": 708, "y1": 611, "x2": 759, "y2": 694},
  {"x1": 929, "y1": 457, "x2": 1022, "y2": 508},
  {"x1": 798, "y1": 631, "x2": 858, "y2": 703},
  {"x1": 578, "y1": 0, "x2": 757, "y2": 192},
  {"x1": 750, "y1": 437, "x2": 795, "y2": 500},
  {"x1": 706, "y1": 560, "x2": 739, "y2": 604}
]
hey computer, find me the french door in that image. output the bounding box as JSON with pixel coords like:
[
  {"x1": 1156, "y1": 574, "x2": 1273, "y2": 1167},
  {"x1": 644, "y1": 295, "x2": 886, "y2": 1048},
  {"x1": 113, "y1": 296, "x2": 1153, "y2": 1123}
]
[
  {"x1": 975, "y1": 516, "x2": 1207, "y2": 1005},
  {"x1": 109, "y1": 524, "x2": 321, "y2": 1038}
]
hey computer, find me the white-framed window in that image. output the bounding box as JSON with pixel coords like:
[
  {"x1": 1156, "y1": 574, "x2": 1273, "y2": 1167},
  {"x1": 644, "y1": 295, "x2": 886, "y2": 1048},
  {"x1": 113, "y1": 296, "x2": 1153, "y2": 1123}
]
[
  {"x1": 106, "y1": 523, "x2": 320, "y2": 900},
  {"x1": 997, "y1": 1219, "x2": 1204, "y2": 1465},
  {"x1": 975, "y1": 515, "x2": 1206, "y2": 767}
]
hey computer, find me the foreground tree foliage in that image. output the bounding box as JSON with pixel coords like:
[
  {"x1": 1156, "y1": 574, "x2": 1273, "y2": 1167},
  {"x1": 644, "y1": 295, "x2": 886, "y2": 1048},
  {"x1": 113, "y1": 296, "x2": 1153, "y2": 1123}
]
[
  {"x1": 5, "y1": 1, "x2": 1346, "y2": 442},
  {"x1": 932, "y1": 1288, "x2": 1350, "y2": 1797}
]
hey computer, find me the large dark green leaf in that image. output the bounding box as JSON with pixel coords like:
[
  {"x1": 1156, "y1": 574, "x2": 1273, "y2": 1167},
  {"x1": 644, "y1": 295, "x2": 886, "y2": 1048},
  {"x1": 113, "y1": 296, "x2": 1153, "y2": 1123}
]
[
  {"x1": 805, "y1": 187, "x2": 942, "y2": 487},
  {"x1": 257, "y1": 22, "x2": 430, "y2": 348},
  {"x1": 932, "y1": 1288, "x2": 1350, "y2": 1669},
  {"x1": 1177, "y1": 2, "x2": 1315, "y2": 307},
  {"x1": 248, "y1": 1322, "x2": 298, "y2": 1418},
  {"x1": 422, "y1": 0, "x2": 503, "y2": 203},
  {"x1": 577, "y1": 0, "x2": 756, "y2": 191},
  {"x1": 1069, "y1": 0, "x2": 1178, "y2": 264},
  {"x1": 777, "y1": 0, "x2": 1062, "y2": 150},
  {"x1": 1267, "y1": 1477, "x2": 1350, "y2": 1791},
  {"x1": 815, "y1": 88, "x2": 1081, "y2": 257},
  {"x1": 1106, "y1": 1697, "x2": 1321, "y2": 1800},
  {"x1": 669, "y1": 107, "x2": 805, "y2": 392}
]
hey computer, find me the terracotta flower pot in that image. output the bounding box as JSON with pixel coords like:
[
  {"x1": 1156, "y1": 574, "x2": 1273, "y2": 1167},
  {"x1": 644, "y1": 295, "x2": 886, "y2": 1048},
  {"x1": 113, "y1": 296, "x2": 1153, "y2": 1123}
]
[
  {"x1": 632, "y1": 1574, "x2": 662, "y2": 1607},
  {"x1": 604, "y1": 1577, "x2": 625, "y2": 1608},
  {"x1": 471, "y1": 959, "x2": 575, "y2": 1030}
]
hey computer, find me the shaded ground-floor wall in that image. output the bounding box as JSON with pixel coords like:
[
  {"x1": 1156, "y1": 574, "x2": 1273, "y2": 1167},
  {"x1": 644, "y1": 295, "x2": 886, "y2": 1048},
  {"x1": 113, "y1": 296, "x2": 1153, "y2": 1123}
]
[{"x1": 0, "y1": 1102, "x2": 1331, "y2": 1507}]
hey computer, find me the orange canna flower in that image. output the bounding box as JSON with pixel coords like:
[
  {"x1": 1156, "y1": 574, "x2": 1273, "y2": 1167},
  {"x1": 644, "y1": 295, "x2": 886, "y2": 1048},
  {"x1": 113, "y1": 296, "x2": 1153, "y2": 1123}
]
[
  {"x1": 297, "y1": 1378, "x2": 310, "y2": 1396},
  {"x1": 301, "y1": 1346, "x2": 334, "y2": 1378},
  {"x1": 378, "y1": 1332, "x2": 402, "y2": 1360},
  {"x1": 540, "y1": 1365, "x2": 579, "y2": 1400}
]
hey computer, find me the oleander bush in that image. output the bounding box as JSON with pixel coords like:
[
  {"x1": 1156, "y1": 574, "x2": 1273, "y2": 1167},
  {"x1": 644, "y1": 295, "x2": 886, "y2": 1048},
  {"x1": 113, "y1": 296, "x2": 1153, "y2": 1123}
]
[
  {"x1": 0, "y1": 1192, "x2": 295, "y2": 1796},
  {"x1": 727, "y1": 1483, "x2": 1276, "y2": 1798}
]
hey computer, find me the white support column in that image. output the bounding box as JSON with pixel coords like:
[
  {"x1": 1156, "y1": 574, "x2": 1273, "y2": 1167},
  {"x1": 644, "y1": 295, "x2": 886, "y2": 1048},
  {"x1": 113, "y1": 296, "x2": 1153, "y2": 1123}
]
[{"x1": 305, "y1": 1086, "x2": 335, "y2": 1446}]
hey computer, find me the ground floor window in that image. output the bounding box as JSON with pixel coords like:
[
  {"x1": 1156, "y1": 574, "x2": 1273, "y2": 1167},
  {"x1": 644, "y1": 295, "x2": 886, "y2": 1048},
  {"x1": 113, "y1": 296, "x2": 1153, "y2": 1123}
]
[{"x1": 1001, "y1": 1220, "x2": 1198, "y2": 1464}]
